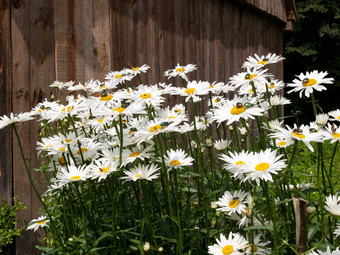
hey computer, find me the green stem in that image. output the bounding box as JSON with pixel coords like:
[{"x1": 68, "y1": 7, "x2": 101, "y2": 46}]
[
  {"x1": 12, "y1": 124, "x2": 64, "y2": 248},
  {"x1": 311, "y1": 92, "x2": 317, "y2": 118}
]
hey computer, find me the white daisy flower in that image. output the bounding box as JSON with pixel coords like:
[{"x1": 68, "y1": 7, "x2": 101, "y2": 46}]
[
  {"x1": 211, "y1": 96, "x2": 264, "y2": 125},
  {"x1": 88, "y1": 158, "x2": 118, "y2": 182},
  {"x1": 269, "y1": 124, "x2": 324, "y2": 152},
  {"x1": 0, "y1": 112, "x2": 35, "y2": 129},
  {"x1": 208, "y1": 232, "x2": 248, "y2": 255},
  {"x1": 220, "y1": 150, "x2": 252, "y2": 177},
  {"x1": 162, "y1": 149, "x2": 194, "y2": 170},
  {"x1": 164, "y1": 63, "x2": 197, "y2": 82},
  {"x1": 134, "y1": 119, "x2": 180, "y2": 144},
  {"x1": 270, "y1": 95, "x2": 291, "y2": 106},
  {"x1": 27, "y1": 216, "x2": 50, "y2": 232},
  {"x1": 171, "y1": 80, "x2": 210, "y2": 102},
  {"x1": 242, "y1": 53, "x2": 284, "y2": 69},
  {"x1": 130, "y1": 84, "x2": 165, "y2": 108},
  {"x1": 56, "y1": 164, "x2": 90, "y2": 187},
  {"x1": 67, "y1": 80, "x2": 98, "y2": 92},
  {"x1": 215, "y1": 190, "x2": 250, "y2": 215},
  {"x1": 287, "y1": 70, "x2": 334, "y2": 98},
  {"x1": 244, "y1": 234, "x2": 271, "y2": 255},
  {"x1": 105, "y1": 69, "x2": 134, "y2": 85},
  {"x1": 265, "y1": 79, "x2": 285, "y2": 94},
  {"x1": 121, "y1": 145, "x2": 154, "y2": 166},
  {"x1": 125, "y1": 64, "x2": 150, "y2": 76},
  {"x1": 50, "y1": 80, "x2": 67, "y2": 89},
  {"x1": 214, "y1": 139, "x2": 231, "y2": 151},
  {"x1": 328, "y1": 109, "x2": 340, "y2": 122},
  {"x1": 334, "y1": 223, "x2": 340, "y2": 239},
  {"x1": 306, "y1": 246, "x2": 340, "y2": 255},
  {"x1": 270, "y1": 137, "x2": 294, "y2": 148},
  {"x1": 323, "y1": 123, "x2": 340, "y2": 143},
  {"x1": 242, "y1": 149, "x2": 286, "y2": 185},
  {"x1": 208, "y1": 81, "x2": 231, "y2": 94},
  {"x1": 325, "y1": 194, "x2": 340, "y2": 216},
  {"x1": 120, "y1": 164, "x2": 159, "y2": 182},
  {"x1": 267, "y1": 120, "x2": 283, "y2": 130},
  {"x1": 229, "y1": 68, "x2": 271, "y2": 90}
]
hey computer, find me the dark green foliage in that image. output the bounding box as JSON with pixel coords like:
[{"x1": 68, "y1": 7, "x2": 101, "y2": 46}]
[
  {"x1": 0, "y1": 197, "x2": 26, "y2": 253},
  {"x1": 284, "y1": 0, "x2": 340, "y2": 124}
]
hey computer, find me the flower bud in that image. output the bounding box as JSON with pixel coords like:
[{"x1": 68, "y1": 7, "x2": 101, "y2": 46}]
[
  {"x1": 307, "y1": 206, "x2": 316, "y2": 214},
  {"x1": 206, "y1": 138, "x2": 213, "y2": 147},
  {"x1": 316, "y1": 113, "x2": 329, "y2": 126},
  {"x1": 211, "y1": 202, "x2": 217, "y2": 209},
  {"x1": 143, "y1": 242, "x2": 150, "y2": 251}
]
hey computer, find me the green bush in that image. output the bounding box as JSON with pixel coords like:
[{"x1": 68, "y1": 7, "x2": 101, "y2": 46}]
[{"x1": 0, "y1": 197, "x2": 26, "y2": 253}]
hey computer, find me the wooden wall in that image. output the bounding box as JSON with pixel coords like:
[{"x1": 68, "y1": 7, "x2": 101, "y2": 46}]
[{"x1": 0, "y1": 0, "x2": 288, "y2": 253}]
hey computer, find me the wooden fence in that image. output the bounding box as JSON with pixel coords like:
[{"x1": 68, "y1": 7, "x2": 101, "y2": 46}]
[{"x1": 0, "y1": 0, "x2": 295, "y2": 253}]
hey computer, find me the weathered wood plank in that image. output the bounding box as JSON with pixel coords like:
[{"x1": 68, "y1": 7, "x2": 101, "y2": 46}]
[
  {"x1": 11, "y1": 0, "x2": 34, "y2": 253},
  {"x1": 0, "y1": 0, "x2": 12, "y2": 205},
  {"x1": 83, "y1": 0, "x2": 112, "y2": 81},
  {"x1": 54, "y1": 0, "x2": 85, "y2": 84},
  {"x1": 29, "y1": 1, "x2": 55, "y2": 253}
]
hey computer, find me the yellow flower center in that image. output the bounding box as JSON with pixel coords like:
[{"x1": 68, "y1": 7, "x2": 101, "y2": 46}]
[
  {"x1": 100, "y1": 94, "x2": 113, "y2": 101},
  {"x1": 255, "y1": 162, "x2": 270, "y2": 171},
  {"x1": 170, "y1": 160, "x2": 181, "y2": 166},
  {"x1": 333, "y1": 133, "x2": 340, "y2": 139},
  {"x1": 231, "y1": 106, "x2": 246, "y2": 115},
  {"x1": 58, "y1": 157, "x2": 65, "y2": 164},
  {"x1": 130, "y1": 152, "x2": 141, "y2": 157},
  {"x1": 176, "y1": 67, "x2": 185, "y2": 72},
  {"x1": 99, "y1": 167, "x2": 110, "y2": 173},
  {"x1": 61, "y1": 106, "x2": 74, "y2": 112},
  {"x1": 302, "y1": 78, "x2": 317, "y2": 87},
  {"x1": 70, "y1": 176, "x2": 81, "y2": 180},
  {"x1": 37, "y1": 220, "x2": 47, "y2": 225},
  {"x1": 149, "y1": 125, "x2": 163, "y2": 133},
  {"x1": 278, "y1": 141, "x2": 287, "y2": 146},
  {"x1": 185, "y1": 88, "x2": 195, "y2": 95},
  {"x1": 291, "y1": 132, "x2": 305, "y2": 139},
  {"x1": 135, "y1": 173, "x2": 142, "y2": 178},
  {"x1": 228, "y1": 198, "x2": 239, "y2": 208},
  {"x1": 236, "y1": 161, "x2": 245, "y2": 165},
  {"x1": 248, "y1": 89, "x2": 254, "y2": 93},
  {"x1": 337, "y1": 116, "x2": 340, "y2": 120},
  {"x1": 59, "y1": 148, "x2": 66, "y2": 152},
  {"x1": 246, "y1": 208, "x2": 250, "y2": 214},
  {"x1": 132, "y1": 67, "x2": 139, "y2": 71},
  {"x1": 99, "y1": 85, "x2": 105, "y2": 90},
  {"x1": 222, "y1": 245, "x2": 234, "y2": 255},
  {"x1": 245, "y1": 244, "x2": 258, "y2": 253},
  {"x1": 98, "y1": 118, "x2": 104, "y2": 123},
  {"x1": 64, "y1": 139, "x2": 73, "y2": 143},
  {"x1": 77, "y1": 148, "x2": 88, "y2": 154},
  {"x1": 244, "y1": 74, "x2": 257, "y2": 80},
  {"x1": 113, "y1": 107, "x2": 126, "y2": 113},
  {"x1": 140, "y1": 93, "x2": 152, "y2": 99},
  {"x1": 209, "y1": 84, "x2": 214, "y2": 88},
  {"x1": 258, "y1": 60, "x2": 269, "y2": 65},
  {"x1": 115, "y1": 74, "x2": 123, "y2": 79}
]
